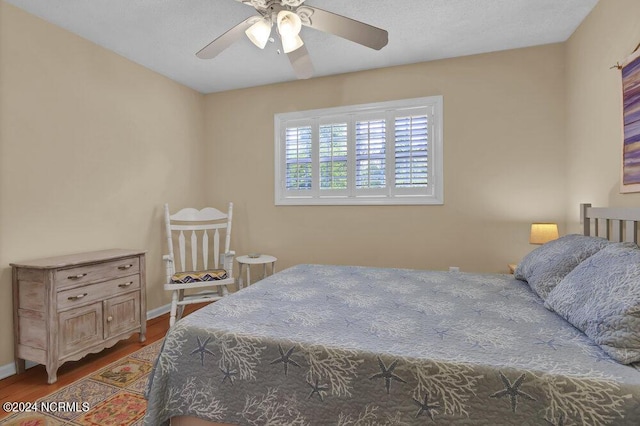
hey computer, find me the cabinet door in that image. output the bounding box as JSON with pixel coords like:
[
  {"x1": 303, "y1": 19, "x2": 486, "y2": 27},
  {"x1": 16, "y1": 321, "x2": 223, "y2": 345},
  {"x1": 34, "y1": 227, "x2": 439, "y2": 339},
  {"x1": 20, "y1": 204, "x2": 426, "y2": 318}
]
[
  {"x1": 59, "y1": 302, "x2": 104, "y2": 358},
  {"x1": 104, "y1": 291, "x2": 140, "y2": 339}
]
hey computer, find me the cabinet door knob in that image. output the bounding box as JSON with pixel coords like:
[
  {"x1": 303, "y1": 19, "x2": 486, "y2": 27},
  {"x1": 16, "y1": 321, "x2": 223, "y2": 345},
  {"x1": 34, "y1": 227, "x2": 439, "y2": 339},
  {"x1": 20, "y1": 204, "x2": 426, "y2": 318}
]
[
  {"x1": 118, "y1": 281, "x2": 133, "y2": 288},
  {"x1": 107, "y1": 316, "x2": 113, "y2": 322},
  {"x1": 67, "y1": 293, "x2": 88, "y2": 301},
  {"x1": 118, "y1": 264, "x2": 133, "y2": 270}
]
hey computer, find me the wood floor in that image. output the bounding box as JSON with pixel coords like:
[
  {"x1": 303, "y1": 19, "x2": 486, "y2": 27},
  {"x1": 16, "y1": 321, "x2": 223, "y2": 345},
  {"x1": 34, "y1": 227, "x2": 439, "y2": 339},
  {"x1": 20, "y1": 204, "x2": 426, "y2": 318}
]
[{"x1": 0, "y1": 303, "x2": 206, "y2": 421}]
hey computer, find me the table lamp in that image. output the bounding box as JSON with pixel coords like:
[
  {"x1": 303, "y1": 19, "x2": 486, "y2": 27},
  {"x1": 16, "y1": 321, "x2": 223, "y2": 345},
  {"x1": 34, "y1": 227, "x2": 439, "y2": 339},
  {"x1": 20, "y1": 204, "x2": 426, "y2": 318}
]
[{"x1": 529, "y1": 223, "x2": 559, "y2": 245}]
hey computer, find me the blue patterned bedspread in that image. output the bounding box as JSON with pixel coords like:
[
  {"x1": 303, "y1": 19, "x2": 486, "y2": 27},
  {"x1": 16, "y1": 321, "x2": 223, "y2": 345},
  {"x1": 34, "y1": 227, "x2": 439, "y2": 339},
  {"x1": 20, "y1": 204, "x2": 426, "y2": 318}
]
[{"x1": 144, "y1": 264, "x2": 640, "y2": 425}]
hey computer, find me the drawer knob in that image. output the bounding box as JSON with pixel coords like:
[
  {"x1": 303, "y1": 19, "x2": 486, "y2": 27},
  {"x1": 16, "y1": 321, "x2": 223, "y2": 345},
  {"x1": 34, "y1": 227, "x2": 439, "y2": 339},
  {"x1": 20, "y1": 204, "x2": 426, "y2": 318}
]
[
  {"x1": 118, "y1": 281, "x2": 133, "y2": 288},
  {"x1": 118, "y1": 264, "x2": 133, "y2": 270},
  {"x1": 107, "y1": 316, "x2": 113, "y2": 322},
  {"x1": 67, "y1": 293, "x2": 88, "y2": 301},
  {"x1": 68, "y1": 273, "x2": 87, "y2": 280}
]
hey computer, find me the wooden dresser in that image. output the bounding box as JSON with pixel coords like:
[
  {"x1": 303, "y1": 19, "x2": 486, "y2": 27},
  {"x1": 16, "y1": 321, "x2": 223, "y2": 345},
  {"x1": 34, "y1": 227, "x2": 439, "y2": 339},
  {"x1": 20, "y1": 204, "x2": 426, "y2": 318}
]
[{"x1": 11, "y1": 249, "x2": 147, "y2": 384}]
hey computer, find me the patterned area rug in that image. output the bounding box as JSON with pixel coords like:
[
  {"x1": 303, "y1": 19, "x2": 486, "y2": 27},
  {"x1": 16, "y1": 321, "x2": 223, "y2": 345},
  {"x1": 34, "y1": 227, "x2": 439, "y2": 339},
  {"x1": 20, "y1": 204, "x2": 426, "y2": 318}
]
[{"x1": 1, "y1": 340, "x2": 162, "y2": 426}]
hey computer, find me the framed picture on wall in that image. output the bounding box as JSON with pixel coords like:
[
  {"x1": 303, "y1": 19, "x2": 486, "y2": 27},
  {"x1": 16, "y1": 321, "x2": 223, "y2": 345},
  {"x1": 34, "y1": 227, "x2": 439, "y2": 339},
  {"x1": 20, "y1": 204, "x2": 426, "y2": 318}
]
[{"x1": 621, "y1": 47, "x2": 640, "y2": 193}]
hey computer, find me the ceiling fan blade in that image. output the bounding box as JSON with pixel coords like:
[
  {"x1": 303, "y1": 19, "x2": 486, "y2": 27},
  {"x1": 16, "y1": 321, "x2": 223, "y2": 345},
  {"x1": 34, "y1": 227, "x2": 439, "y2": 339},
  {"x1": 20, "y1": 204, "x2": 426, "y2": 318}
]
[
  {"x1": 298, "y1": 6, "x2": 388, "y2": 50},
  {"x1": 196, "y1": 17, "x2": 256, "y2": 59},
  {"x1": 287, "y1": 44, "x2": 314, "y2": 79}
]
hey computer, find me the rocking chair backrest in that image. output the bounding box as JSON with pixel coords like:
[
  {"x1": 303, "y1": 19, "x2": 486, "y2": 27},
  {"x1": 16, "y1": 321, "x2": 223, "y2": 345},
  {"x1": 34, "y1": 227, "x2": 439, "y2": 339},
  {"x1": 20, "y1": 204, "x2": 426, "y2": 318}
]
[{"x1": 164, "y1": 203, "x2": 233, "y2": 275}]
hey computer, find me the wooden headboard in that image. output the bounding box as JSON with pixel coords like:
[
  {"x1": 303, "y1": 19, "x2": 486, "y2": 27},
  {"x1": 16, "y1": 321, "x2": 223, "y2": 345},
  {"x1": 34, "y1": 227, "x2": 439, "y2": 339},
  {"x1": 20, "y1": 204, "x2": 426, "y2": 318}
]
[{"x1": 581, "y1": 203, "x2": 640, "y2": 243}]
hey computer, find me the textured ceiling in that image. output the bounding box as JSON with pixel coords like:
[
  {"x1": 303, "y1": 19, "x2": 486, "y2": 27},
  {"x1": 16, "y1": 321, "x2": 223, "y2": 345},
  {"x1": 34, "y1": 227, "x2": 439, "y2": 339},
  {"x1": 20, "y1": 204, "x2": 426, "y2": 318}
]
[{"x1": 5, "y1": 0, "x2": 598, "y2": 94}]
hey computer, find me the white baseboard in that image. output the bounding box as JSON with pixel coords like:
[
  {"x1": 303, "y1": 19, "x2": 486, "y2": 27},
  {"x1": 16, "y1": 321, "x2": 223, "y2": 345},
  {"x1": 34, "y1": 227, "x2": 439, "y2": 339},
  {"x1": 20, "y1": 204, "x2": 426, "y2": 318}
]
[
  {"x1": 0, "y1": 303, "x2": 171, "y2": 381},
  {"x1": 147, "y1": 302, "x2": 171, "y2": 320},
  {"x1": 0, "y1": 362, "x2": 17, "y2": 381}
]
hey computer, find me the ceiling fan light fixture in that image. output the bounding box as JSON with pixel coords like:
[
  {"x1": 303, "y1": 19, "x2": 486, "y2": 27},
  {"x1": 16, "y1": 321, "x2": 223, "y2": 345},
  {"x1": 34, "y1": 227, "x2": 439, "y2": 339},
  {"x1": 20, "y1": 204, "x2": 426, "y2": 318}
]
[
  {"x1": 277, "y1": 10, "x2": 302, "y2": 38},
  {"x1": 245, "y1": 18, "x2": 272, "y2": 49},
  {"x1": 282, "y1": 34, "x2": 304, "y2": 53}
]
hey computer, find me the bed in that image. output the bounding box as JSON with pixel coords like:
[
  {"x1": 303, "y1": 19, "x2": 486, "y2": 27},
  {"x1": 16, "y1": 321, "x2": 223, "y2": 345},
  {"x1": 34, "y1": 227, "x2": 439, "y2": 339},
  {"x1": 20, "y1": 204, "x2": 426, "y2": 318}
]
[{"x1": 144, "y1": 204, "x2": 640, "y2": 425}]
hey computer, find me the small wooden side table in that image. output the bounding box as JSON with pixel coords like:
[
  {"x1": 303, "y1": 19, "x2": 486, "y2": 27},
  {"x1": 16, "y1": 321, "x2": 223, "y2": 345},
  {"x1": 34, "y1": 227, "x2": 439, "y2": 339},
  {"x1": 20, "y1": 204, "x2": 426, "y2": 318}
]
[{"x1": 236, "y1": 254, "x2": 277, "y2": 289}]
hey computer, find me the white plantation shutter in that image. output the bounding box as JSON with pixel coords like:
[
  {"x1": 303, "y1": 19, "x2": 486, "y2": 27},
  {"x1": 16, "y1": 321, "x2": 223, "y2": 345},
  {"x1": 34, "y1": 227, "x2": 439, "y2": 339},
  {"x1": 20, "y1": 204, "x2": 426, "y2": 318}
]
[
  {"x1": 394, "y1": 114, "x2": 428, "y2": 188},
  {"x1": 284, "y1": 124, "x2": 313, "y2": 191},
  {"x1": 319, "y1": 122, "x2": 348, "y2": 191},
  {"x1": 275, "y1": 96, "x2": 443, "y2": 205},
  {"x1": 355, "y1": 118, "x2": 386, "y2": 190}
]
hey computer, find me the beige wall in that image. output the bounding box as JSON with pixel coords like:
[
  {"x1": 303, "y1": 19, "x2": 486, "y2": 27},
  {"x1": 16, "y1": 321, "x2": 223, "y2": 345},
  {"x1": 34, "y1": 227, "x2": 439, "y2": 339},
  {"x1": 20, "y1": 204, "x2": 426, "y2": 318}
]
[
  {"x1": 565, "y1": 0, "x2": 640, "y2": 230},
  {"x1": 2, "y1": 0, "x2": 635, "y2": 372},
  {"x1": 204, "y1": 44, "x2": 568, "y2": 275},
  {"x1": 0, "y1": 2, "x2": 205, "y2": 366}
]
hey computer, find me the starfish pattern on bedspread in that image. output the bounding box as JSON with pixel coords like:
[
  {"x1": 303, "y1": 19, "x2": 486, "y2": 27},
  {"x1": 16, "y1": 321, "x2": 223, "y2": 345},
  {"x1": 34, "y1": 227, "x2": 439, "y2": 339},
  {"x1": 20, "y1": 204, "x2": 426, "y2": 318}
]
[
  {"x1": 412, "y1": 394, "x2": 440, "y2": 420},
  {"x1": 433, "y1": 328, "x2": 449, "y2": 339},
  {"x1": 220, "y1": 364, "x2": 237, "y2": 385},
  {"x1": 307, "y1": 378, "x2": 329, "y2": 401},
  {"x1": 190, "y1": 336, "x2": 214, "y2": 366},
  {"x1": 369, "y1": 357, "x2": 406, "y2": 394},
  {"x1": 344, "y1": 317, "x2": 357, "y2": 327},
  {"x1": 393, "y1": 301, "x2": 407, "y2": 309},
  {"x1": 415, "y1": 308, "x2": 432, "y2": 317},
  {"x1": 498, "y1": 291, "x2": 512, "y2": 300},
  {"x1": 270, "y1": 344, "x2": 301, "y2": 376},
  {"x1": 471, "y1": 341, "x2": 490, "y2": 350},
  {"x1": 535, "y1": 338, "x2": 563, "y2": 350},
  {"x1": 489, "y1": 371, "x2": 536, "y2": 413}
]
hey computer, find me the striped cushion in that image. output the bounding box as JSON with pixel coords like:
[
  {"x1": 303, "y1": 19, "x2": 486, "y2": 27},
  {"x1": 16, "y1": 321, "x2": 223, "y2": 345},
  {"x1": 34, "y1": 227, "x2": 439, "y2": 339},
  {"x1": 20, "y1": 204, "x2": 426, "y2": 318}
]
[{"x1": 171, "y1": 269, "x2": 228, "y2": 283}]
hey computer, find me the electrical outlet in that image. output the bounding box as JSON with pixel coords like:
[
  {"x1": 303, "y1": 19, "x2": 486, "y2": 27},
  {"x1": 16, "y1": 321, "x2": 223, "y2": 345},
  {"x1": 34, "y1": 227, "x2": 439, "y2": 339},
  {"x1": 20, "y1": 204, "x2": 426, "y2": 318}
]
[{"x1": 449, "y1": 266, "x2": 460, "y2": 272}]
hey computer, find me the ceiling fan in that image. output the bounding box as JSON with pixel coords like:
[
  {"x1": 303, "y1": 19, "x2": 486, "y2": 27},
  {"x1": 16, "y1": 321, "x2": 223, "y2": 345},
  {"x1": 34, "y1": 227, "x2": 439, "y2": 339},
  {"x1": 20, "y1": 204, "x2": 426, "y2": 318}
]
[{"x1": 196, "y1": 0, "x2": 389, "y2": 79}]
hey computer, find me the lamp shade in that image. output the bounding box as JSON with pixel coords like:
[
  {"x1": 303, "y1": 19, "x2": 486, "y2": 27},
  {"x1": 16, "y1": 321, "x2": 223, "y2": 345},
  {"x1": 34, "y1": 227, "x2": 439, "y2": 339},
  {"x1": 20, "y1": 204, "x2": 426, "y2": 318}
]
[
  {"x1": 281, "y1": 34, "x2": 304, "y2": 53},
  {"x1": 245, "y1": 18, "x2": 272, "y2": 49},
  {"x1": 529, "y1": 223, "x2": 559, "y2": 245},
  {"x1": 277, "y1": 10, "x2": 302, "y2": 38}
]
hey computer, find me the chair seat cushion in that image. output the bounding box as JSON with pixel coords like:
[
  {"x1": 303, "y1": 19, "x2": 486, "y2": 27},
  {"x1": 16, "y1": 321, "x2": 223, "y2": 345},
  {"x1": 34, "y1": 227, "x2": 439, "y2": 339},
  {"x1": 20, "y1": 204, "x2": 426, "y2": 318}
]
[{"x1": 171, "y1": 269, "x2": 228, "y2": 283}]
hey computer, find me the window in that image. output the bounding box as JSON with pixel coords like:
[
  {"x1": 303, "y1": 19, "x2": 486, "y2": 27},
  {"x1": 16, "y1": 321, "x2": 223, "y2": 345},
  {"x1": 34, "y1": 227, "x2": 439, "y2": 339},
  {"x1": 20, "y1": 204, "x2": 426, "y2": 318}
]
[{"x1": 275, "y1": 96, "x2": 443, "y2": 205}]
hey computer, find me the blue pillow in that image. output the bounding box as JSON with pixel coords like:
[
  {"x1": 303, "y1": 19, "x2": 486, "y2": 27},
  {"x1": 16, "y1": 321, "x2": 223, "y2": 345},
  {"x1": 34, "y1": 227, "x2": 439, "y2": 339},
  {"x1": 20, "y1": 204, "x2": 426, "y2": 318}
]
[
  {"x1": 514, "y1": 234, "x2": 609, "y2": 299},
  {"x1": 545, "y1": 242, "x2": 640, "y2": 364}
]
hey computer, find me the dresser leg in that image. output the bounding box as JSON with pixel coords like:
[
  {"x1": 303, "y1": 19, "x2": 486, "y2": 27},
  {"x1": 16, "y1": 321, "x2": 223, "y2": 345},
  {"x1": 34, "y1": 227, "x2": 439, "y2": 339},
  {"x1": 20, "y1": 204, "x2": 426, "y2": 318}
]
[
  {"x1": 46, "y1": 364, "x2": 58, "y2": 384},
  {"x1": 14, "y1": 358, "x2": 25, "y2": 375}
]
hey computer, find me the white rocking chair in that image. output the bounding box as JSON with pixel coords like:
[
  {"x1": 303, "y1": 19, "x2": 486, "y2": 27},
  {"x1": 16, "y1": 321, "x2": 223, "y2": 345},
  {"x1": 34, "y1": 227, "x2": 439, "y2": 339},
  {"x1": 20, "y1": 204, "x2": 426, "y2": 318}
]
[{"x1": 163, "y1": 203, "x2": 235, "y2": 326}]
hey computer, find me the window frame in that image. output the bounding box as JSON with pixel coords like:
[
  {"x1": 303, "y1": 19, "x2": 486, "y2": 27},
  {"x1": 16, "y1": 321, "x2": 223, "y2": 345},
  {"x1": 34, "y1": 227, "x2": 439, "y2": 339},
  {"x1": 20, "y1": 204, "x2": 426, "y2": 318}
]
[{"x1": 274, "y1": 96, "x2": 444, "y2": 206}]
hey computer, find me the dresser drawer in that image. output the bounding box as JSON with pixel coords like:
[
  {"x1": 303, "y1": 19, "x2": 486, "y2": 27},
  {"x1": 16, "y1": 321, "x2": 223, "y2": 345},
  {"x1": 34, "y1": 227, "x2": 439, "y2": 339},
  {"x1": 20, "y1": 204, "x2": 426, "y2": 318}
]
[
  {"x1": 55, "y1": 257, "x2": 140, "y2": 289},
  {"x1": 57, "y1": 275, "x2": 140, "y2": 311}
]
